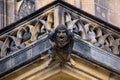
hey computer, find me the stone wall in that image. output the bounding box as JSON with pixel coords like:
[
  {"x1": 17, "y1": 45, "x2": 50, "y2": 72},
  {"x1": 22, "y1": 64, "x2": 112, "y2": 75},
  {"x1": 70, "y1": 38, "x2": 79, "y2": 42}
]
[
  {"x1": 0, "y1": 0, "x2": 4, "y2": 29},
  {"x1": 65, "y1": 0, "x2": 120, "y2": 27},
  {"x1": 95, "y1": 0, "x2": 120, "y2": 28},
  {"x1": 32, "y1": 0, "x2": 120, "y2": 27},
  {"x1": 0, "y1": 0, "x2": 15, "y2": 29},
  {"x1": 35, "y1": 0, "x2": 55, "y2": 10},
  {"x1": 7, "y1": 0, "x2": 15, "y2": 25},
  {"x1": 0, "y1": 0, "x2": 120, "y2": 29}
]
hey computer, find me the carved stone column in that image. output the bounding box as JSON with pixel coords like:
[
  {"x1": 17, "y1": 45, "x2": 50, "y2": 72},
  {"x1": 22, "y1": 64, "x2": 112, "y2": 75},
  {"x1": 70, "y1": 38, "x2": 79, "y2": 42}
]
[
  {"x1": 6, "y1": 0, "x2": 15, "y2": 25},
  {"x1": 3, "y1": 0, "x2": 7, "y2": 27},
  {"x1": 0, "y1": 0, "x2": 4, "y2": 29},
  {"x1": 0, "y1": 0, "x2": 15, "y2": 29}
]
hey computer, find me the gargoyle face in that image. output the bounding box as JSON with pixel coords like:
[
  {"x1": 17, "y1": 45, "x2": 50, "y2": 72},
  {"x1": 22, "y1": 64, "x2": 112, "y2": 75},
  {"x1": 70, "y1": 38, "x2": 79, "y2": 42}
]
[
  {"x1": 49, "y1": 24, "x2": 73, "y2": 48},
  {"x1": 56, "y1": 29, "x2": 67, "y2": 42}
]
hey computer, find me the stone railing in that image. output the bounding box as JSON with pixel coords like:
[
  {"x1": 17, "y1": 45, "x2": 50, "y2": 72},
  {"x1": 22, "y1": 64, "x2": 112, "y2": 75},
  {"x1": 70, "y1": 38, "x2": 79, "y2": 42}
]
[
  {"x1": 0, "y1": 7, "x2": 54, "y2": 58},
  {"x1": 0, "y1": 1, "x2": 120, "y2": 59},
  {"x1": 64, "y1": 10, "x2": 120, "y2": 55}
]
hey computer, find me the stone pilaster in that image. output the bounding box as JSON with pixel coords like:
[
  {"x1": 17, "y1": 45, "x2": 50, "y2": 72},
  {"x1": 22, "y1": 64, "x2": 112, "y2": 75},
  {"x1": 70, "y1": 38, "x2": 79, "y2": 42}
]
[
  {"x1": 0, "y1": 0, "x2": 4, "y2": 29},
  {"x1": 6, "y1": 0, "x2": 15, "y2": 25}
]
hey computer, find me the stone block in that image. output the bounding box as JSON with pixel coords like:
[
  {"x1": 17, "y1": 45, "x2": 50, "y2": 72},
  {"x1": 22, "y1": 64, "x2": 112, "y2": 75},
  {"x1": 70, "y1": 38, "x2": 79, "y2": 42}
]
[
  {"x1": 73, "y1": 37, "x2": 120, "y2": 74},
  {"x1": 0, "y1": 37, "x2": 51, "y2": 75},
  {"x1": 95, "y1": 4, "x2": 108, "y2": 21}
]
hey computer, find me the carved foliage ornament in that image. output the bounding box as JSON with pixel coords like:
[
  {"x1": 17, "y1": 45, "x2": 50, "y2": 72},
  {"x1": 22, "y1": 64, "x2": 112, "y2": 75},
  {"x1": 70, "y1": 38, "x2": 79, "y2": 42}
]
[{"x1": 0, "y1": 6, "x2": 120, "y2": 59}]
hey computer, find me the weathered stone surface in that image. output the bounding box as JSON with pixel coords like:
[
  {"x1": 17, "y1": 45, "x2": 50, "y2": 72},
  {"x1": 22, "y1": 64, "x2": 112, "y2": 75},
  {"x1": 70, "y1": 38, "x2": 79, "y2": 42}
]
[
  {"x1": 95, "y1": 0, "x2": 120, "y2": 27},
  {"x1": 0, "y1": 0, "x2": 120, "y2": 78},
  {"x1": 6, "y1": 0, "x2": 15, "y2": 25},
  {"x1": 0, "y1": 36, "x2": 51, "y2": 75},
  {"x1": 73, "y1": 38, "x2": 90, "y2": 56},
  {"x1": 91, "y1": 46, "x2": 120, "y2": 71},
  {"x1": 0, "y1": 1, "x2": 4, "y2": 29},
  {"x1": 95, "y1": 4, "x2": 108, "y2": 21},
  {"x1": 73, "y1": 36, "x2": 120, "y2": 74}
]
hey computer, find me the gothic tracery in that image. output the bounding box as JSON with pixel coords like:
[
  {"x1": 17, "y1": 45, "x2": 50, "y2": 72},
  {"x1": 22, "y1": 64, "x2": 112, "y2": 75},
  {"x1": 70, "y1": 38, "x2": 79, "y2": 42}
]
[{"x1": 0, "y1": 6, "x2": 120, "y2": 59}]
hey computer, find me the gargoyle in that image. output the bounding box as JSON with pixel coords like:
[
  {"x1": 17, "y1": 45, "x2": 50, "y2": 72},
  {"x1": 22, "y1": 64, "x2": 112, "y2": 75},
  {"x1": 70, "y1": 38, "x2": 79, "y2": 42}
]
[{"x1": 47, "y1": 24, "x2": 74, "y2": 66}]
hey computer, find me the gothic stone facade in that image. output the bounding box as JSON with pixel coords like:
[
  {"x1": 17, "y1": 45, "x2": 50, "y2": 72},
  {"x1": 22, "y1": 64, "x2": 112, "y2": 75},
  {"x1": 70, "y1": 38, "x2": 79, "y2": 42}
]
[{"x1": 0, "y1": 0, "x2": 120, "y2": 80}]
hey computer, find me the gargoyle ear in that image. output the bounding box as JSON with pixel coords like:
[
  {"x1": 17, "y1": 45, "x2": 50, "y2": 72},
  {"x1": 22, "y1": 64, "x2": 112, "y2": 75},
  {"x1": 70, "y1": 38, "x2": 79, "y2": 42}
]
[{"x1": 48, "y1": 30, "x2": 55, "y2": 42}]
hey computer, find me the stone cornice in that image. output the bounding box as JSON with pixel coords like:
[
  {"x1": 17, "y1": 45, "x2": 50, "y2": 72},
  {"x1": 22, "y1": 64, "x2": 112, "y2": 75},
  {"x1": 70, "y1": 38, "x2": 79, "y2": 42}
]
[{"x1": 73, "y1": 34, "x2": 120, "y2": 75}]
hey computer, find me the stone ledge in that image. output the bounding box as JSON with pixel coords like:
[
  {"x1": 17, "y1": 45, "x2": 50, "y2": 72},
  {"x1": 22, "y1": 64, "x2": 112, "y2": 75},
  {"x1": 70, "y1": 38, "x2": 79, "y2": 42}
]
[
  {"x1": 73, "y1": 36, "x2": 120, "y2": 75},
  {"x1": 0, "y1": 35, "x2": 51, "y2": 77}
]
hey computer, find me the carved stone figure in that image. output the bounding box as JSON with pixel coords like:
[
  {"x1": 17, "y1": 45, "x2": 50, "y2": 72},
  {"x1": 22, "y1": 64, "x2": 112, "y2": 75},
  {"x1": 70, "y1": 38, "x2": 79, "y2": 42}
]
[{"x1": 47, "y1": 24, "x2": 74, "y2": 66}]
